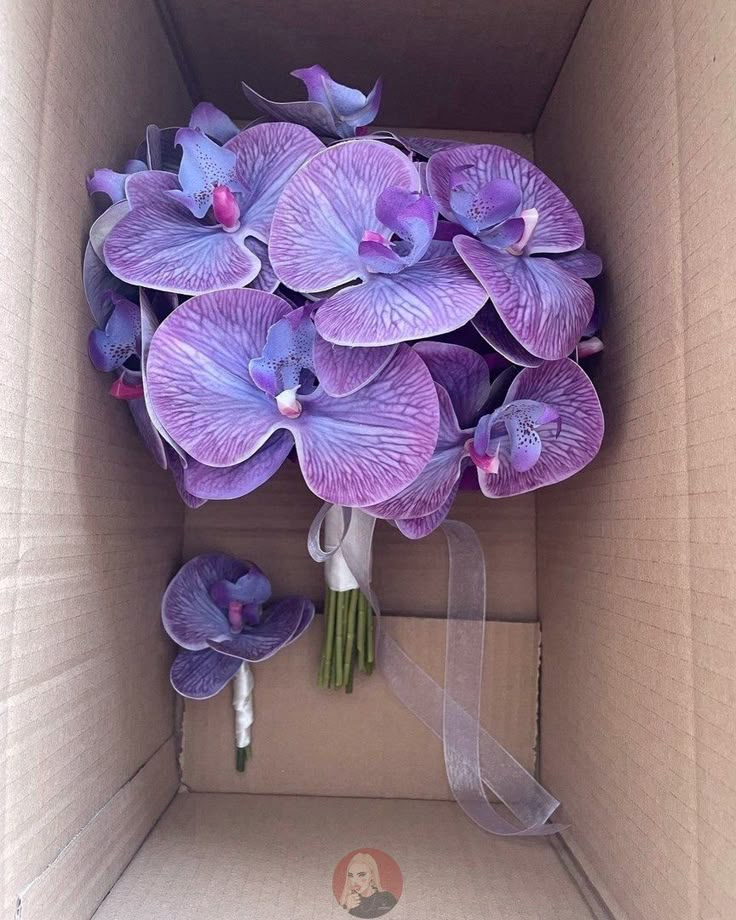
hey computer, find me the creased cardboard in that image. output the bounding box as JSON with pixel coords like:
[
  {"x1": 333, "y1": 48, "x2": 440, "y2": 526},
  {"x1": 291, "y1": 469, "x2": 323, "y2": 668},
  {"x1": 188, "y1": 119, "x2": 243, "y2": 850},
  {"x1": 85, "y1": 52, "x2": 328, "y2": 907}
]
[
  {"x1": 93, "y1": 793, "x2": 595, "y2": 920},
  {"x1": 535, "y1": 1, "x2": 736, "y2": 919}
]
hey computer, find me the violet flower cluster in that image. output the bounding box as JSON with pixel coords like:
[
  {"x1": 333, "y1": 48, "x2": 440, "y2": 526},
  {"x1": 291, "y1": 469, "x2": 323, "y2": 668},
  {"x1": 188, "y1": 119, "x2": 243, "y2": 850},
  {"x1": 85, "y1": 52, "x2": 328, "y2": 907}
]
[{"x1": 84, "y1": 66, "x2": 604, "y2": 537}]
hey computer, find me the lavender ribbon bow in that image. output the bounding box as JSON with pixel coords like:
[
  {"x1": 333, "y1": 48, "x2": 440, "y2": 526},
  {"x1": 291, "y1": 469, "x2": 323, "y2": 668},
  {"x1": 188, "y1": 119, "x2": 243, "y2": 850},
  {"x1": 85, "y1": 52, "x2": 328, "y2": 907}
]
[{"x1": 308, "y1": 504, "x2": 564, "y2": 836}]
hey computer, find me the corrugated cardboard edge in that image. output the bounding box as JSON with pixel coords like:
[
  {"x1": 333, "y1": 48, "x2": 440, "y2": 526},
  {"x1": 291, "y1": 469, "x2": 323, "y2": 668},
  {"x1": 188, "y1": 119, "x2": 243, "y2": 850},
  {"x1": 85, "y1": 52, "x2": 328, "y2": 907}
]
[{"x1": 16, "y1": 737, "x2": 179, "y2": 920}]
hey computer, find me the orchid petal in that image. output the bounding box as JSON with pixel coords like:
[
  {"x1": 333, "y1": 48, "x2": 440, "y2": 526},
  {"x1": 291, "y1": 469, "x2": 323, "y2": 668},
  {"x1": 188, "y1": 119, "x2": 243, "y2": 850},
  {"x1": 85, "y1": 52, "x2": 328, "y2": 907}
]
[
  {"x1": 166, "y1": 446, "x2": 206, "y2": 508},
  {"x1": 226, "y1": 123, "x2": 323, "y2": 241},
  {"x1": 208, "y1": 596, "x2": 309, "y2": 661},
  {"x1": 86, "y1": 168, "x2": 129, "y2": 204},
  {"x1": 472, "y1": 300, "x2": 544, "y2": 368},
  {"x1": 210, "y1": 564, "x2": 272, "y2": 608},
  {"x1": 128, "y1": 397, "x2": 167, "y2": 469},
  {"x1": 553, "y1": 247, "x2": 603, "y2": 278},
  {"x1": 170, "y1": 648, "x2": 242, "y2": 699},
  {"x1": 171, "y1": 127, "x2": 244, "y2": 218},
  {"x1": 396, "y1": 483, "x2": 461, "y2": 539},
  {"x1": 293, "y1": 345, "x2": 439, "y2": 506},
  {"x1": 241, "y1": 79, "x2": 340, "y2": 137},
  {"x1": 245, "y1": 239, "x2": 279, "y2": 292},
  {"x1": 104, "y1": 172, "x2": 261, "y2": 294},
  {"x1": 182, "y1": 432, "x2": 294, "y2": 500},
  {"x1": 412, "y1": 341, "x2": 491, "y2": 428},
  {"x1": 401, "y1": 136, "x2": 466, "y2": 159},
  {"x1": 374, "y1": 186, "x2": 437, "y2": 264},
  {"x1": 269, "y1": 140, "x2": 420, "y2": 292},
  {"x1": 454, "y1": 237, "x2": 594, "y2": 360},
  {"x1": 478, "y1": 358, "x2": 603, "y2": 498},
  {"x1": 162, "y1": 553, "x2": 247, "y2": 649},
  {"x1": 147, "y1": 290, "x2": 290, "y2": 466},
  {"x1": 427, "y1": 144, "x2": 584, "y2": 253},
  {"x1": 249, "y1": 306, "x2": 316, "y2": 397},
  {"x1": 313, "y1": 254, "x2": 487, "y2": 347},
  {"x1": 500, "y1": 400, "x2": 559, "y2": 472},
  {"x1": 87, "y1": 294, "x2": 140, "y2": 371},
  {"x1": 89, "y1": 201, "x2": 129, "y2": 261},
  {"x1": 83, "y1": 242, "x2": 135, "y2": 327},
  {"x1": 189, "y1": 101, "x2": 239, "y2": 143},
  {"x1": 366, "y1": 385, "x2": 466, "y2": 520},
  {"x1": 292, "y1": 66, "x2": 382, "y2": 130},
  {"x1": 312, "y1": 336, "x2": 396, "y2": 397}
]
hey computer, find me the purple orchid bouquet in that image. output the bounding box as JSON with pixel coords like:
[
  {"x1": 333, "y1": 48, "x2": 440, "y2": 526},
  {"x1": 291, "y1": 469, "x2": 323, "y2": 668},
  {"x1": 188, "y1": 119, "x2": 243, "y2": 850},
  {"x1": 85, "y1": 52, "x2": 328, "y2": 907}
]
[{"x1": 85, "y1": 66, "x2": 604, "y2": 697}]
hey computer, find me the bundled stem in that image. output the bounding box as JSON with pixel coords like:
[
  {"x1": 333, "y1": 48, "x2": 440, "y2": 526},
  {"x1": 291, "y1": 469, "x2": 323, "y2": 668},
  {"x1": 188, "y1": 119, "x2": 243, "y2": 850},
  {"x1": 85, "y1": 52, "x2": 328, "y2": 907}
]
[{"x1": 318, "y1": 587, "x2": 375, "y2": 692}]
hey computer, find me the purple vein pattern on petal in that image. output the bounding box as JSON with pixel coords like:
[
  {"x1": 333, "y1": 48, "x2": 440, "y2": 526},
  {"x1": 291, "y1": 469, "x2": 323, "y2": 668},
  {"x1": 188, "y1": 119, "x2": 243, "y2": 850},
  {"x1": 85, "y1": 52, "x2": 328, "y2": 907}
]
[
  {"x1": 396, "y1": 481, "x2": 462, "y2": 540},
  {"x1": 313, "y1": 336, "x2": 397, "y2": 397},
  {"x1": 208, "y1": 596, "x2": 307, "y2": 661},
  {"x1": 472, "y1": 300, "x2": 544, "y2": 368},
  {"x1": 104, "y1": 172, "x2": 261, "y2": 294},
  {"x1": 366, "y1": 385, "x2": 466, "y2": 520},
  {"x1": 427, "y1": 144, "x2": 584, "y2": 254},
  {"x1": 412, "y1": 341, "x2": 491, "y2": 427},
  {"x1": 162, "y1": 553, "x2": 247, "y2": 649},
  {"x1": 454, "y1": 238, "x2": 594, "y2": 360},
  {"x1": 183, "y1": 432, "x2": 294, "y2": 500},
  {"x1": 245, "y1": 239, "x2": 279, "y2": 292},
  {"x1": 478, "y1": 358, "x2": 603, "y2": 498},
  {"x1": 553, "y1": 248, "x2": 603, "y2": 278},
  {"x1": 147, "y1": 289, "x2": 290, "y2": 466},
  {"x1": 313, "y1": 254, "x2": 487, "y2": 347},
  {"x1": 170, "y1": 648, "x2": 243, "y2": 699},
  {"x1": 89, "y1": 201, "x2": 130, "y2": 261},
  {"x1": 227, "y1": 123, "x2": 323, "y2": 241},
  {"x1": 269, "y1": 140, "x2": 421, "y2": 292},
  {"x1": 293, "y1": 345, "x2": 439, "y2": 506}
]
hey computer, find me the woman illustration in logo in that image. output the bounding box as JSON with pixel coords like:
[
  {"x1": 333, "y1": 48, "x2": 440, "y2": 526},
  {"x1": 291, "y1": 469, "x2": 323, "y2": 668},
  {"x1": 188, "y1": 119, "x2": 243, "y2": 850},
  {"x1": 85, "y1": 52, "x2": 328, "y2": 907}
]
[{"x1": 340, "y1": 852, "x2": 398, "y2": 918}]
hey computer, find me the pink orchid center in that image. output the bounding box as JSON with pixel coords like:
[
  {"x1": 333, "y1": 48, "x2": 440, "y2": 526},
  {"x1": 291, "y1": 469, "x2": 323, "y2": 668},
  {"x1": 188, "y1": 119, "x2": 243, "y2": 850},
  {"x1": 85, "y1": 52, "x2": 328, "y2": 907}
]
[
  {"x1": 228, "y1": 600, "x2": 244, "y2": 632},
  {"x1": 276, "y1": 386, "x2": 302, "y2": 418},
  {"x1": 212, "y1": 185, "x2": 241, "y2": 232},
  {"x1": 109, "y1": 378, "x2": 145, "y2": 400},
  {"x1": 362, "y1": 229, "x2": 388, "y2": 245},
  {"x1": 466, "y1": 439, "x2": 501, "y2": 474},
  {"x1": 507, "y1": 208, "x2": 539, "y2": 255}
]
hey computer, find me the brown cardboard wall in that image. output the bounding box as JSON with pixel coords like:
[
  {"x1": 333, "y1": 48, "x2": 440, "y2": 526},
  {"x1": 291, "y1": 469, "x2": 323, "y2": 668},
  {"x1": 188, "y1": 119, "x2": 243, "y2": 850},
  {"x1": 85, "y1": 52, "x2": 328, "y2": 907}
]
[
  {"x1": 1, "y1": 0, "x2": 191, "y2": 913},
  {"x1": 161, "y1": 0, "x2": 590, "y2": 131},
  {"x1": 535, "y1": 1, "x2": 736, "y2": 918}
]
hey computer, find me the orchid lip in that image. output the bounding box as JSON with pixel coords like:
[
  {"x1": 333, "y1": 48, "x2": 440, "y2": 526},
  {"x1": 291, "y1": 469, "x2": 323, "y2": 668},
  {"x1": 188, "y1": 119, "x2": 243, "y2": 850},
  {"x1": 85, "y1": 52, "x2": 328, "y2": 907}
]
[
  {"x1": 212, "y1": 185, "x2": 241, "y2": 232},
  {"x1": 228, "y1": 601, "x2": 244, "y2": 632},
  {"x1": 276, "y1": 387, "x2": 303, "y2": 418},
  {"x1": 507, "y1": 208, "x2": 539, "y2": 255}
]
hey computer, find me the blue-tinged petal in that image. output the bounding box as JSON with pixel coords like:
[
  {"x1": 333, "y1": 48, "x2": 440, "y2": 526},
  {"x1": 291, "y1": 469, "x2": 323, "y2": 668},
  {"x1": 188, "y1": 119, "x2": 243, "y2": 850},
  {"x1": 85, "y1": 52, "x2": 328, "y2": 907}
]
[
  {"x1": 477, "y1": 358, "x2": 603, "y2": 498},
  {"x1": 249, "y1": 306, "x2": 316, "y2": 396},
  {"x1": 128, "y1": 396, "x2": 167, "y2": 469},
  {"x1": 208, "y1": 596, "x2": 308, "y2": 661},
  {"x1": 499, "y1": 400, "x2": 560, "y2": 472},
  {"x1": 189, "y1": 101, "x2": 239, "y2": 143},
  {"x1": 245, "y1": 239, "x2": 279, "y2": 292},
  {"x1": 401, "y1": 136, "x2": 467, "y2": 159},
  {"x1": 210, "y1": 563, "x2": 271, "y2": 608},
  {"x1": 454, "y1": 237, "x2": 594, "y2": 360},
  {"x1": 313, "y1": 254, "x2": 487, "y2": 347},
  {"x1": 170, "y1": 648, "x2": 242, "y2": 699},
  {"x1": 427, "y1": 144, "x2": 584, "y2": 253},
  {"x1": 374, "y1": 187, "x2": 437, "y2": 264},
  {"x1": 145, "y1": 125, "x2": 181, "y2": 172},
  {"x1": 87, "y1": 294, "x2": 140, "y2": 371},
  {"x1": 412, "y1": 341, "x2": 491, "y2": 428},
  {"x1": 289, "y1": 344, "x2": 439, "y2": 506},
  {"x1": 472, "y1": 300, "x2": 544, "y2": 368},
  {"x1": 226, "y1": 122, "x2": 323, "y2": 241},
  {"x1": 366, "y1": 385, "x2": 466, "y2": 521},
  {"x1": 396, "y1": 482, "x2": 461, "y2": 539},
  {"x1": 553, "y1": 247, "x2": 603, "y2": 278},
  {"x1": 241, "y1": 79, "x2": 340, "y2": 137},
  {"x1": 147, "y1": 290, "x2": 290, "y2": 466},
  {"x1": 339, "y1": 77, "x2": 382, "y2": 129},
  {"x1": 162, "y1": 553, "x2": 247, "y2": 649},
  {"x1": 104, "y1": 171, "x2": 261, "y2": 294},
  {"x1": 182, "y1": 432, "x2": 294, "y2": 500},
  {"x1": 83, "y1": 242, "x2": 136, "y2": 327},
  {"x1": 313, "y1": 335, "x2": 396, "y2": 397},
  {"x1": 270, "y1": 140, "x2": 420, "y2": 292},
  {"x1": 171, "y1": 127, "x2": 244, "y2": 218},
  {"x1": 89, "y1": 201, "x2": 129, "y2": 261},
  {"x1": 166, "y1": 446, "x2": 206, "y2": 508},
  {"x1": 86, "y1": 169, "x2": 129, "y2": 204}
]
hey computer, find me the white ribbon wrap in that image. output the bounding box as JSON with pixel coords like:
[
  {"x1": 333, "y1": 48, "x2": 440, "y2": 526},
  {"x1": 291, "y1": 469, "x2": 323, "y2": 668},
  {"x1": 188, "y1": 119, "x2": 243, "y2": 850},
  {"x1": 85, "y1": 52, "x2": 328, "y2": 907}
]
[
  {"x1": 233, "y1": 662, "x2": 254, "y2": 748},
  {"x1": 323, "y1": 504, "x2": 359, "y2": 592}
]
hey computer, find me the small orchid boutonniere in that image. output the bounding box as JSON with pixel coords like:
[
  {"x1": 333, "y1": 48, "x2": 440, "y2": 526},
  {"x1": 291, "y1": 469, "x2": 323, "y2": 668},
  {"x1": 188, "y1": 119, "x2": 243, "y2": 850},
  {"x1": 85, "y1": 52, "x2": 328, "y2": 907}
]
[{"x1": 162, "y1": 554, "x2": 315, "y2": 770}]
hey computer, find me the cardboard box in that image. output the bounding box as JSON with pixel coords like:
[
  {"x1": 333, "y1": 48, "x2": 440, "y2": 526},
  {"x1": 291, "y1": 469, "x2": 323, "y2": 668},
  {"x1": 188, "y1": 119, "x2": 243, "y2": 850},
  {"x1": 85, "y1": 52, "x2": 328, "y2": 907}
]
[{"x1": 2, "y1": 0, "x2": 734, "y2": 918}]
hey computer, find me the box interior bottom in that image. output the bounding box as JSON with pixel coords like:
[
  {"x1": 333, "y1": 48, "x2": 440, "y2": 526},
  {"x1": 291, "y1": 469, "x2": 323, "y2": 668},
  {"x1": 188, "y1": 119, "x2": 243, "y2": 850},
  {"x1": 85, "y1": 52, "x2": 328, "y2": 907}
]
[{"x1": 92, "y1": 793, "x2": 596, "y2": 920}]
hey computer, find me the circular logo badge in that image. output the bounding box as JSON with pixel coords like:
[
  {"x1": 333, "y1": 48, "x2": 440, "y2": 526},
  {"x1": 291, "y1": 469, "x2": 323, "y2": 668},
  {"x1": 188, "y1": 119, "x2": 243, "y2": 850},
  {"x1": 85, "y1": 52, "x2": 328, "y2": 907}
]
[{"x1": 332, "y1": 848, "x2": 402, "y2": 917}]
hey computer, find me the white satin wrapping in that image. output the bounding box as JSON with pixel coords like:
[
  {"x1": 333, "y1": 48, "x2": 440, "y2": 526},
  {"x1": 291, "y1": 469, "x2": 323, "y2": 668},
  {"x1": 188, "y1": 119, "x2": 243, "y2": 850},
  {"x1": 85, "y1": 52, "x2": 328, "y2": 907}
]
[
  {"x1": 308, "y1": 503, "x2": 565, "y2": 836},
  {"x1": 323, "y1": 504, "x2": 359, "y2": 591},
  {"x1": 233, "y1": 662, "x2": 254, "y2": 748}
]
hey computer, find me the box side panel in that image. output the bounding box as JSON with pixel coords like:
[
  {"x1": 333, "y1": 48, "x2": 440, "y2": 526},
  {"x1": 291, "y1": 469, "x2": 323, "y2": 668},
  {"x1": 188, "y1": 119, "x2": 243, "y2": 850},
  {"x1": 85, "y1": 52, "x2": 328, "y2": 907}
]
[
  {"x1": 535, "y1": 2, "x2": 736, "y2": 919},
  {"x1": 161, "y1": 0, "x2": 590, "y2": 132},
  {"x1": 0, "y1": 0, "x2": 191, "y2": 913}
]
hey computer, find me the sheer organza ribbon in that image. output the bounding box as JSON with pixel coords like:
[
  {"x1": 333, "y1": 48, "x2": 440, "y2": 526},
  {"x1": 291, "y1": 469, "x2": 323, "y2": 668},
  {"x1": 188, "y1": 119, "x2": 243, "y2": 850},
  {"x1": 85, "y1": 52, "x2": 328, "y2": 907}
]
[{"x1": 308, "y1": 503, "x2": 565, "y2": 836}]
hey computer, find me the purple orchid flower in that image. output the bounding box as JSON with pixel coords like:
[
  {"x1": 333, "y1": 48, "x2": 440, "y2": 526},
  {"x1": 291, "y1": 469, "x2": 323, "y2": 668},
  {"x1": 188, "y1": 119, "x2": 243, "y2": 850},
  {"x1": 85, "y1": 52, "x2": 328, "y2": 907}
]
[
  {"x1": 163, "y1": 554, "x2": 315, "y2": 699},
  {"x1": 426, "y1": 144, "x2": 602, "y2": 362},
  {"x1": 102, "y1": 123, "x2": 322, "y2": 295},
  {"x1": 366, "y1": 343, "x2": 604, "y2": 538},
  {"x1": 146, "y1": 288, "x2": 440, "y2": 507},
  {"x1": 269, "y1": 140, "x2": 488, "y2": 347},
  {"x1": 242, "y1": 65, "x2": 382, "y2": 140}
]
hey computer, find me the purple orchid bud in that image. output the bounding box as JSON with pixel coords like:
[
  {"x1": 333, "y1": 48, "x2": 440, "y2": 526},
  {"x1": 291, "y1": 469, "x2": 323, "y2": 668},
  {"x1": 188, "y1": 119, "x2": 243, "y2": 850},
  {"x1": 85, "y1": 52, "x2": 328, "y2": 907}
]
[
  {"x1": 212, "y1": 184, "x2": 241, "y2": 230},
  {"x1": 427, "y1": 144, "x2": 600, "y2": 360}
]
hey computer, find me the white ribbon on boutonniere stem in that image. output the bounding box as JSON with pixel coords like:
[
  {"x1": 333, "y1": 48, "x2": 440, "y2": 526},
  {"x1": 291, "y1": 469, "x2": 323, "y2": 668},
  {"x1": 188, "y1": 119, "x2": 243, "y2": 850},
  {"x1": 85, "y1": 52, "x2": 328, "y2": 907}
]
[{"x1": 309, "y1": 503, "x2": 566, "y2": 836}]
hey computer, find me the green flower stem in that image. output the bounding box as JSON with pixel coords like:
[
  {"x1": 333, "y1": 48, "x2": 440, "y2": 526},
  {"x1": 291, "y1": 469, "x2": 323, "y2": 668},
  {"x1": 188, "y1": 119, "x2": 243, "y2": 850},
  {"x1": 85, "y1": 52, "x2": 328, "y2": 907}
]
[
  {"x1": 343, "y1": 589, "x2": 359, "y2": 691},
  {"x1": 334, "y1": 590, "x2": 346, "y2": 687},
  {"x1": 236, "y1": 745, "x2": 250, "y2": 772},
  {"x1": 319, "y1": 587, "x2": 337, "y2": 688},
  {"x1": 357, "y1": 593, "x2": 367, "y2": 672},
  {"x1": 367, "y1": 598, "x2": 375, "y2": 666}
]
